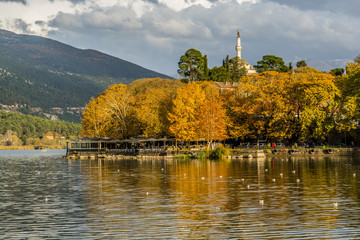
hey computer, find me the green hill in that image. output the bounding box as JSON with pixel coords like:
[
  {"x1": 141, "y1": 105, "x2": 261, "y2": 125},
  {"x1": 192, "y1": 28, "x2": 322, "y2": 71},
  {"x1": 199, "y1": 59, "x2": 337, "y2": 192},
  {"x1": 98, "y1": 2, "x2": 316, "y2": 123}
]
[
  {"x1": 0, "y1": 29, "x2": 171, "y2": 122},
  {"x1": 0, "y1": 110, "x2": 81, "y2": 144}
]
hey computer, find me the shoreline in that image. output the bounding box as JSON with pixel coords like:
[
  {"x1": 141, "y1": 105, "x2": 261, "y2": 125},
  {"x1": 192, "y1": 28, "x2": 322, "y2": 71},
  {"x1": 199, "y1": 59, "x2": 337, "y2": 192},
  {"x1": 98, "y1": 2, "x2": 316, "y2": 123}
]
[
  {"x1": 0, "y1": 145, "x2": 65, "y2": 151},
  {"x1": 66, "y1": 147, "x2": 358, "y2": 160}
]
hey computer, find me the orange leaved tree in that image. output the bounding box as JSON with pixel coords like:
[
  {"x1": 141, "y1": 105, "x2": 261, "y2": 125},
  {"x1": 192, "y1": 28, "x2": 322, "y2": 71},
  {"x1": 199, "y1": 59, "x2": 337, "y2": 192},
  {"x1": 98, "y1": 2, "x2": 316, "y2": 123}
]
[
  {"x1": 198, "y1": 82, "x2": 228, "y2": 147},
  {"x1": 169, "y1": 82, "x2": 228, "y2": 148},
  {"x1": 81, "y1": 84, "x2": 137, "y2": 139}
]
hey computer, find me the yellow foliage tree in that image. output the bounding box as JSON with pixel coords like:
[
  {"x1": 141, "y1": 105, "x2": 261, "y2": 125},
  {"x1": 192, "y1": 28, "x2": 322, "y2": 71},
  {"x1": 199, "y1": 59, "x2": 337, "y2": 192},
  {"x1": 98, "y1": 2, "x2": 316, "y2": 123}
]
[
  {"x1": 130, "y1": 78, "x2": 183, "y2": 137},
  {"x1": 199, "y1": 82, "x2": 228, "y2": 145},
  {"x1": 226, "y1": 71, "x2": 289, "y2": 140},
  {"x1": 134, "y1": 88, "x2": 171, "y2": 137},
  {"x1": 288, "y1": 70, "x2": 339, "y2": 141},
  {"x1": 101, "y1": 84, "x2": 137, "y2": 138},
  {"x1": 169, "y1": 82, "x2": 228, "y2": 145},
  {"x1": 226, "y1": 68, "x2": 340, "y2": 142},
  {"x1": 81, "y1": 96, "x2": 107, "y2": 137},
  {"x1": 81, "y1": 84, "x2": 137, "y2": 139},
  {"x1": 168, "y1": 82, "x2": 206, "y2": 141},
  {"x1": 81, "y1": 78, "x2": 182, "y2": 139},
  {"x1": 336, "y1": 57, "x2": 360, "y2": 134}
]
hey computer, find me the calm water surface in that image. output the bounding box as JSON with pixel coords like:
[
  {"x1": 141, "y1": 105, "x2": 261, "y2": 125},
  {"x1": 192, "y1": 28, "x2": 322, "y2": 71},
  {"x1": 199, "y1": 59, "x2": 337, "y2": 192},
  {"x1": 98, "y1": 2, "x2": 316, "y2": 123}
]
[{"x1": 1, "y1": 150, "x2": 360, "y2": 239}]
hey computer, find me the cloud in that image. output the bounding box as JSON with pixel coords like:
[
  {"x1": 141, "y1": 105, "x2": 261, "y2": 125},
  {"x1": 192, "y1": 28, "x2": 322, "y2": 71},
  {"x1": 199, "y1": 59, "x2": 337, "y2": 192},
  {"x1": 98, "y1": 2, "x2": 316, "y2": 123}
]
[
  {"x1": 12, "y1": 18, "x2": 33, "y2": 33},
  {"x1": 0, "y1": 0, "x2": 359, "y2": 75},
  {"x1": 0, "y1": 0, "x2": 26, "y2": 4},
  {"x1": 50, "y1": 6, "x2": 143, "y2": 32},
  {"x1": 264, "y1": 0, "x2": 360, "y2": 17}
]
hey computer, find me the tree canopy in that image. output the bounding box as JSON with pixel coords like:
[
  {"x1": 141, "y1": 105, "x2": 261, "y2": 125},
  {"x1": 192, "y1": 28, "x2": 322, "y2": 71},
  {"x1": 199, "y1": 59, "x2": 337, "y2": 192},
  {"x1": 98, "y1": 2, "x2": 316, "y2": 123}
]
[
  {"x1": 254, "y1": 55, "x2": 289, "y2": 73},
  {"x1": 81, "y1": 78, "x2": 184, "y2": 139},
  {"x1": 178, "y1": 48, "x2": 204, "y2": 82},
  {"x1": 225, "y1": 67, "x2": 343, "y2": 143},
  {"x1": 168, "y1": 82, "x2": 228, "y2": 145},
  {"x1": 296, "y1": 60, "x2": 307, "y2": 68},
  {"x1": 82, "y1": 54, "x2": 360, "y2": 145},
  {"x1": 330, "y1": 68, "x2": 345, "y2": 77},
  {"x1": 0, "y1": 110, "x2": 81, "y2": 145}
]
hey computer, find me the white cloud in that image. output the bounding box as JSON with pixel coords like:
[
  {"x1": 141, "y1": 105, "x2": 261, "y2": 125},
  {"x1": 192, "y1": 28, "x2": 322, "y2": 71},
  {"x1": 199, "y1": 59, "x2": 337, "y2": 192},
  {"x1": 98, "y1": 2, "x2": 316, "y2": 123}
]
[{"x1": 0, "y1": 0, "x2": 93, "y2": 34}]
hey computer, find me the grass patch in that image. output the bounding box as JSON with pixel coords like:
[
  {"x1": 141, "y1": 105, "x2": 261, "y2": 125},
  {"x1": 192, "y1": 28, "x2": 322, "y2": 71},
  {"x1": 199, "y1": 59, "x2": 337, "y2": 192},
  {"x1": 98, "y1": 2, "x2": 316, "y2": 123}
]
[{"x1": 174, "y1": 154, "x2": 192, "y2": 160}]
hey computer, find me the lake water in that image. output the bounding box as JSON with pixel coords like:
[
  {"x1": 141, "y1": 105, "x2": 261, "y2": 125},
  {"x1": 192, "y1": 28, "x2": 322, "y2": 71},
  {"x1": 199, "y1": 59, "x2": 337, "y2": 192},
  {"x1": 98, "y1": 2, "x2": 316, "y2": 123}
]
[{"x1": 1, "y1": 150, "x2": 360, "y2": 239}]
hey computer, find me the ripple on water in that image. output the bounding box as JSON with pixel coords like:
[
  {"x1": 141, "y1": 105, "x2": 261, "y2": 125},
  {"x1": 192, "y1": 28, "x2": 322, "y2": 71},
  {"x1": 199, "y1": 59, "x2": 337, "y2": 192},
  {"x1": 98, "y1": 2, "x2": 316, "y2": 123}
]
[{"x1": 1, "y1": 154, "x2": 360, "y2": 239}]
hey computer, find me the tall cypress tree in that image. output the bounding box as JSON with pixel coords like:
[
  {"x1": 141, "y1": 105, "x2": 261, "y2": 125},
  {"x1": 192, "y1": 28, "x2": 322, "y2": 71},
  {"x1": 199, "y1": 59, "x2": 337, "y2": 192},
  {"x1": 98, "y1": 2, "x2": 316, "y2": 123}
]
[
  {"x1": 203, "y1": 55, "x2": 209, "y2": 80},
  {"x1": 225, "y1": 55, "x2": 230, "y2": 72}
]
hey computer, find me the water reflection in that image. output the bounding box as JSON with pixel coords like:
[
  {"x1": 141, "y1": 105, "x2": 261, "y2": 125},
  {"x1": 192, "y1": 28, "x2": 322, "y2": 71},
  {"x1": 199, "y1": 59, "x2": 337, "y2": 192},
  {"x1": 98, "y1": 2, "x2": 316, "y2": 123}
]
[
  {"x1": 76, "y1": 156, "x2": 360, "y2": 239},
  {"x1": 1, "y1": 152, "x2": 360, "y2": 239}
]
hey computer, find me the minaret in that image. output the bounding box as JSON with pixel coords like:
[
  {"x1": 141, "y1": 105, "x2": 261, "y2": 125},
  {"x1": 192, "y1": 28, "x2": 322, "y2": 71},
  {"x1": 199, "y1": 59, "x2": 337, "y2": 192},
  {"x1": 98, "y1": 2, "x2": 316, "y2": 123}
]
[{"x1": 235, "y1": 29, "x2": 242, "y2": 59}]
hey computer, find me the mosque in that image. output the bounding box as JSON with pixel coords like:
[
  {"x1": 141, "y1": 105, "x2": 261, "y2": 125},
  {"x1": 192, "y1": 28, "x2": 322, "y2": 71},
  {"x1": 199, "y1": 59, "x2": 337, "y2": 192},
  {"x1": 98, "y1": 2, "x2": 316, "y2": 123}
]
[
  {"x1": 216, "y1": 30, "x2": 256, "y2": 91},
  {"x1": 235, "y1": 29, "x2": 256, "y2": 74}
]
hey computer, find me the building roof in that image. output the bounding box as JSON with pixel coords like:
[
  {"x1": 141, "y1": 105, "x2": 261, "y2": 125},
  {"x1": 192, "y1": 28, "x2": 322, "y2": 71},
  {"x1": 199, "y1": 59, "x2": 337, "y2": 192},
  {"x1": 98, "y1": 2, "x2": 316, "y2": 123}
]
[{"x1": 216, "y1": 82, "x2": 241, "y2": 90}]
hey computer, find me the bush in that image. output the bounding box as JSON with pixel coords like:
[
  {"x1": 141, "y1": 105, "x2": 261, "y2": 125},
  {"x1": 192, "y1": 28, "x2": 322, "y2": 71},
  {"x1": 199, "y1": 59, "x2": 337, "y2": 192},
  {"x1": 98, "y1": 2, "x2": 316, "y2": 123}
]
[
  {"x1": 209, "y1": 144, "x2": 230, "y2": 160},
  {"x1": 195, "y1": 151, "x2": 208, "y2": 159}
]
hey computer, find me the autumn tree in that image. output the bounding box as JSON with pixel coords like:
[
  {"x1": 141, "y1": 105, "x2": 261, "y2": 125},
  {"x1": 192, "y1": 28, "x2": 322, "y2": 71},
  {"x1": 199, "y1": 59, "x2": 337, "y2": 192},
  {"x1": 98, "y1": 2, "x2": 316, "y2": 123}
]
[
  {"x1": 169, "y1": 82, "x2": 228, "y2": 146},
  {"x1": 335, "y1": 55, "x2": 360, "y2": 136},
  {"x1": 130, "y1": 78, "x2": 184, "y2": 137},
  {"x1": 81, "y1": 84, "x2": 137, "y2": 139},
  {"x1": 103, "y1": 84, "x2": 137, "y2": 138},
  {"x1": 0, "y1": 130, "x2": 22, "y2": 146},
  {"x1": 288, "y1": 70, "x2": 339, "y2": 142},
  {"x1": 341, "y1": 57, "x2": 360, "y2": 100},
  {"x1": 199, "y1": 83, "x2": 228, "y2": 147},
  {"x1": 81, "y1": 96, "x2": 107, "y2": 138},
  {"x1": 225, "y1": 71, "x2": 289, "y2": 140},
  {"x1": 168, "y1": 82, "x2": 206, "y2": 141},
  {"x1": 226, "y1": 68, "x2": 340, "y2": 143}
]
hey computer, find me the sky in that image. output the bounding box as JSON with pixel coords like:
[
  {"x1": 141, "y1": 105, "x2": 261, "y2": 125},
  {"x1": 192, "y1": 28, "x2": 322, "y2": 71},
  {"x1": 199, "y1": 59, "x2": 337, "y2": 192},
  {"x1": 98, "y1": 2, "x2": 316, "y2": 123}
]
[{"x1": 0, "y1": 0, "x2": 360, "y2": 77}]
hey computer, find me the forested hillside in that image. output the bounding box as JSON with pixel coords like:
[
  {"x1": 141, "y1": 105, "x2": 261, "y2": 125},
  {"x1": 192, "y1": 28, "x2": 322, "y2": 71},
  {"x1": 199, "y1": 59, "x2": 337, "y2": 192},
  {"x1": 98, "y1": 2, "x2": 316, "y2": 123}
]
[
  {"x1": 0, "y1": 29, "x2": 170, "y2": 122},
  {"x1": 0, "y1": 110, "x2": 81, "y2": 146}
]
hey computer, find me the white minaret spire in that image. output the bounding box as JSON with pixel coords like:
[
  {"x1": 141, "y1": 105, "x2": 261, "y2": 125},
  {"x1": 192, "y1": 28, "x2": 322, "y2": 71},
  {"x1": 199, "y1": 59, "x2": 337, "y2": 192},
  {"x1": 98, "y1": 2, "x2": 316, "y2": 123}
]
[{"x1": 235, "y1": 29, "x2": 242, "y2": 59}]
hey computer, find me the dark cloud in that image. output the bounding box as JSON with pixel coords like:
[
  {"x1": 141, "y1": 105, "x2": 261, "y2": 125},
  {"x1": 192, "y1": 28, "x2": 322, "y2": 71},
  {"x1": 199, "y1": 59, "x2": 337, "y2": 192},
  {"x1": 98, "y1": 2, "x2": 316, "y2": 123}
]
[
  {"x1": 13, "y1": 18, "x2": 33, "y2": 33},
  {"x1": 144, "y1": 0, "x2": 159, "y2": 3},
  {"x1": 264, "y1": 0, "x2": 360, "y2": 17},
  {"x1": 47, "y1": 0, "x2": 84, "y2": 3},
  {"x1": 0, "y1": 0, "x2": 26, "y2": 4},
  {"x1": 48, "y1": 0, "x2": 157, "y2": 4},
  {"x1": 45, "y1": 0, "x2": 360, "y2": 75},
  {"x1": 35, "y1": 20, "x2": 46, "y2": 26}
]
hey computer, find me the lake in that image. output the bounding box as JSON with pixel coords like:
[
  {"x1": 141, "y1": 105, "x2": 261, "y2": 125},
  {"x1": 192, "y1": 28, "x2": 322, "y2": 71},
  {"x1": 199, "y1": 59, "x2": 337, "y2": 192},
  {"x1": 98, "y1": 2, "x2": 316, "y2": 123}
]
[{"x1": 1, "y1": 150, "x2": 360, "y2": 239}]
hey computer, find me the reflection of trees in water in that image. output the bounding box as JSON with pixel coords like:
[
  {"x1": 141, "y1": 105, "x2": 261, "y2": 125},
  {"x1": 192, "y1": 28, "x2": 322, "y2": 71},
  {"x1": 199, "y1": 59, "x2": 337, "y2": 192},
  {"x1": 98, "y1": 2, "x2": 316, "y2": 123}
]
[{"x1": 79, "y1": 157, "x2": 360, "y2": 238}]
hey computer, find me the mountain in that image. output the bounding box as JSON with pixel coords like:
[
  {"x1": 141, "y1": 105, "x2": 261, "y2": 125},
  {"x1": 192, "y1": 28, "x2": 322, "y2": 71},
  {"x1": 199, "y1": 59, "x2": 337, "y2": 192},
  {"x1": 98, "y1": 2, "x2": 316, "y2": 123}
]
[
  {"x1": 306, "y1": 59, "x2": 352, "y2": 72},
  {"x1": 0, "y1": 29, "x2": 171, "y2": 122},
  {"x1": 289, "y1": 58, "x2": 352, "y2": 72}
]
